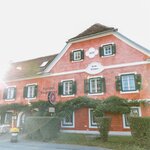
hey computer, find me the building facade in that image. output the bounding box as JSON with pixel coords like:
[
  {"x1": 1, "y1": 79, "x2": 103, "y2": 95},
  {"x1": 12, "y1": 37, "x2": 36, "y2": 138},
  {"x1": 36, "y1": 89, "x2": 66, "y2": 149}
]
[{"x1": 0, "y1": 23, "x2": 150, "y2": 134}]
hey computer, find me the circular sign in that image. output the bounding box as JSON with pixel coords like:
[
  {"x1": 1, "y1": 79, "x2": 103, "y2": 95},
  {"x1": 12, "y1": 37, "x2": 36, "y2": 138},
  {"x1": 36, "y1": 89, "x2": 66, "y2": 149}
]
[{"x1": 48, "y1": 92, "x2": 56, "y2": 105}]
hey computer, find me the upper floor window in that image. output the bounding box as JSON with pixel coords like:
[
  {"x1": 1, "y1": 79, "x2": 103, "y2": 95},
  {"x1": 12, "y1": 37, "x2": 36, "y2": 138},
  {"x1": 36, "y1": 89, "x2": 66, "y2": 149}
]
[
  {"x1": 99, "y1": 43, "x2": 116, "y2": 57},
  {"x1": 116, "y1": 73, "x2": 142, "y2": 93},
  {"x1": 58, "y1": 80, "x2": 76, "y2": 96},
  {"x1": 3, "y1": 87, "x2": 16, "y2": 100},
  {"x1": 23, "y1": 84, "x2": 38, "y2": 99},
  {"x1": 84, "y1": 77, "x2": 106, "y2": 95},
  {"x1": 123, "y1": 107, "x2": 141, "y2": 128},
  {"x1": 70, "y1": 50, "x2": 84, "y2": 61}
]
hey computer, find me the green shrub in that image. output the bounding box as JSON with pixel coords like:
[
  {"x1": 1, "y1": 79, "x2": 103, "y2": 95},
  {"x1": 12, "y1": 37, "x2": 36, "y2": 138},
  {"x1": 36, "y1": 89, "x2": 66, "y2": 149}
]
[
  {"x1": 95, "y1": 116, "x2": 112, "y2": 142},
  {"x1": 25, "y1": 116, "x2": 60, "y2": 141},
  {"x1": 129, "y1": 117, "x2": 150, "y2": 149}
]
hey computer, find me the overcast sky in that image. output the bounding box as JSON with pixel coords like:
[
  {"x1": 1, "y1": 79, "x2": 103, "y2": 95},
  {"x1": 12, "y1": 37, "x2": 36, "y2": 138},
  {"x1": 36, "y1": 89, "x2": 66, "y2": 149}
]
[{"x1": 0, "y1": 0, "x2": 150, "y2": 64}]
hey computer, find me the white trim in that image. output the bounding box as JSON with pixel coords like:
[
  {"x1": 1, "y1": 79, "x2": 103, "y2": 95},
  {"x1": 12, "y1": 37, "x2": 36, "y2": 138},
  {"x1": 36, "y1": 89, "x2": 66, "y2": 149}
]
[
  {"x1": 25, "y1": 97, "x2": 36, "y2": 100},
  {"x1": 101, "y1": 42, "x2": 114, "y2": 47},
  {"x1": 120, "y1": 90, "x2": 139, "y2": 94},
  {"x1": 61, "y1": 79, "x2": 75, "y2": 82},
  {"x1": 5, "y1": 60, "x2": 150, "y2": 82},
  {"x1": 26, "y1": 83, "x2": 37, "y2": 86},
  {"x1": 88, "y1": 108, "x2": 97, "y2": 128},
  {"x1": 60, "y1": 130, "x2": 131, "y2": 136},
  {"x1": 122, "y1": 106, "x2": 142, "y2": 129},
  {"x1": 113, "y1": 32, "x2": 150, "y2": 56},
  {"x1": 44, "y1": 43, "x2": 71, "y2": 73},
  {"x1": 61, "y1": 112, "x2": 75, "y2": 128},
  {"x1": 61, "y1": 95, "x2": 75, "y2": 98},
  {"x1": 87, "y1": 75, "x2": 103, "y2": 79},
  {"x1": 6, "y1": 85, "x2": 16, "y2": 88},
  {"x1": 118, "y1": 72, "x2": 137, "y2": 76},
  {"x1": 4, "y1": 99, "x2": 15, "y2": 102},
  {"x1": 101, "y1": 54, "x2": 115, "y2": 58}
]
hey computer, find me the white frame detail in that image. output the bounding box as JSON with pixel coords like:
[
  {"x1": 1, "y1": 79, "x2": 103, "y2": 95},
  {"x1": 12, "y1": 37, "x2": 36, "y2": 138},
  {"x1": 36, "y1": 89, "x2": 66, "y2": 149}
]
[
  {"x1": 122, "y1": 107, "x2": 142, "y2": 128},
  {"x1": 5, "y1": 86, "x2": 16, "y2": 101},
  {"x1": 25, "y1": 83, "x2": 37, "y2": 100},
  {"x1": 89, "y1": 108, "x2": 97, "y2": 128},
  {"x1": 61, "y1": 112, "x2": 75, "y2": 128}
]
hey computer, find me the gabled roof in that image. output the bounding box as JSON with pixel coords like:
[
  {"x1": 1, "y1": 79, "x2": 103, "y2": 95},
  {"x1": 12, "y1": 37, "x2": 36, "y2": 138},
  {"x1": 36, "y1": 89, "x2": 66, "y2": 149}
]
[
  {"x1": 4, "y1": 54, "x2": 57, "y2": 81},
  {"x1": 68, "y1": 23, "x2": 116, "y2": 42}
]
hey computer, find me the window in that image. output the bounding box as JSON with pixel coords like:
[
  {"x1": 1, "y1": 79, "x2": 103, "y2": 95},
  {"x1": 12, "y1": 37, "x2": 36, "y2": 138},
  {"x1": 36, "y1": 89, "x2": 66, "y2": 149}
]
[
  {"x1": 84, "y1": 77, "x2": 105, "y2": 94},
  {"x1": 99, "y1": 44, "x2": 116, "y2": 57},
  {"x1": 4, "y1": 112, "x2": 13, "y2": 124},
  {"x1": 89, "y1": 109, "x2": 97, "y2": 128},
  {"x1": 23, "y1": 84, "x2": 38, "y2": 99},
  {"x1": 121, "y1": 74, "x2": 136, "y2": 91},
  {"x1": 61, "y1": 112, "x2": 74, "y2": 128},
  {"x1": 3, "y1": 87, "x2": 16, "y2": 100},
  {"x1": 70, "y1": 50, "x2": 84, "y2": 61},
  {"x1": 123, "y1": 107, "x2": 141, "y2": 128},
  {"x1": 116, "y1": 74, "x2": 142, "y2": 93},
  {"x1": 58, "y1": 80, "x2": 76, "y2": 96}
]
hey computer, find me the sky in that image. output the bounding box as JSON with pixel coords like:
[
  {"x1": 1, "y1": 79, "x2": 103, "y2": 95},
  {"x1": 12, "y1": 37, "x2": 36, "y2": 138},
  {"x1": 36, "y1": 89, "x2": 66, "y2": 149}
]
[{"x1": 0, "y1": 0, "x2": 150, "y2": 65}]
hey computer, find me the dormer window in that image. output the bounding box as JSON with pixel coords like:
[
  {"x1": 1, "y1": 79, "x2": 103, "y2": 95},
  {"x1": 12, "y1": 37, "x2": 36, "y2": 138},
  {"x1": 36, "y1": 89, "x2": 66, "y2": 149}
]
[
  {"x1": 70, "y1": 50, "x2": 84, "y2": 61},
  {"x1": 40, "y1": 61, "x2": 48, "y2": 67},
  {"x1": 99, "y1": 43, "x2": 116, "y2": 57}
]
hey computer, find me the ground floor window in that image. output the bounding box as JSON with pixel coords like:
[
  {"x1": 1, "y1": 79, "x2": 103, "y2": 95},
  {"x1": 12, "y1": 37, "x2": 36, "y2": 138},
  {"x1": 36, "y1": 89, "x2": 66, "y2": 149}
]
[
  {"x1": 4, "y1": 112, "x2": 13, "y2": 124},
  {"x1": 89, "y1": 108, "x2": 97, "y2": 128},
  {"x1": 61, "y1": 112, "x2": 75, "y2": 128},
  {"x1": 123, "y1": 107, "x2": 141, "y2": 128}
]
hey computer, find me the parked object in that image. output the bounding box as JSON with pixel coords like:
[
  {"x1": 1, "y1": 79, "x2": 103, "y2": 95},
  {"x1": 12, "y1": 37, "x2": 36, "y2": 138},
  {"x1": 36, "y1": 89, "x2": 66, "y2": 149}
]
[{"x1": 10, "y1": 128, "x2": 19, "y2": 142}]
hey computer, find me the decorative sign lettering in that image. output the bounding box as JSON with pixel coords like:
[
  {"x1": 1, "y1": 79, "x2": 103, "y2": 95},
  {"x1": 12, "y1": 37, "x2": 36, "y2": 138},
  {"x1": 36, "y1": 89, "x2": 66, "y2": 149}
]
[
  {"x1": 85, "y1": 62, "x2": 104, "y2": 74},
  {"x1": 48, "y1": 91, "x2": 56, "y2": 105},
  {"x1": 86, "y1": 47, "x2": 98, "y2": 58}
]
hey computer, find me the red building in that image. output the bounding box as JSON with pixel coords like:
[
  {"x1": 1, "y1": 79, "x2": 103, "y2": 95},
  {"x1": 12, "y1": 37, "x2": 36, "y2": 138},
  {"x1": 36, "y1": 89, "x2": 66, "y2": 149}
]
[{"x1": 0, "y1": 23, "x2": 150, "y2": 135}]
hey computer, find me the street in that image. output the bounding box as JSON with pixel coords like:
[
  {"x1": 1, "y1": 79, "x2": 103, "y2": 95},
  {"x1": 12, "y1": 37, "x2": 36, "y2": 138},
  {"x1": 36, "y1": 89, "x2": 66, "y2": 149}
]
[{"x1": 0, "y1": 135, "x2": 110, "y2": 150}]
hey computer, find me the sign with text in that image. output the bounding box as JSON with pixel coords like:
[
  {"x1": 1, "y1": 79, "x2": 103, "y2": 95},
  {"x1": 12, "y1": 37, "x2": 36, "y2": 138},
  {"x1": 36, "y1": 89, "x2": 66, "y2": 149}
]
[{"x1": 48, "y1": 91, "x2": 56, "y2": 105}]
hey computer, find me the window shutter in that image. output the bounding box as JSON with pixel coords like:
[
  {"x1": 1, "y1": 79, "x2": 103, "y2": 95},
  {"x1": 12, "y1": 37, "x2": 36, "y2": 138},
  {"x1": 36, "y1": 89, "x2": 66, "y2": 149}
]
[
  {"x1": 70, "y1": 52, "x2": 74, "y2": 61},
  {"x1": 3, "y1": 88, "x2": 7, "y2": 99},
  {"x1": 84, "y1": 79, "x2": 89, "y2": 93},
  {"x1": 115, "y1": 76, "x2": 122, "y2": 91},
  {"x1": 13, "y1": 88, "x2": 16, "y2": 99},
  {"x1": 72, "y1": 81, "x2": 77, "y2": 94},
  {"x1": 23, "y1": 86, "x2": 27, "y2": 98},
  {"x1": 112, "y1": 44, "x2": 116, "y2": 54},
  {"x1": 58, "y1": 82, "x2": 63, "y2": 95},
  {"x1": 101, "y1": 77, "x2": 106, "y2": 93},
  {"x1": 81, "y1": 50, "x2": 84, "y2": 60},
  {"x1": 34, "y1": 85, "x2": 38, "y2": 97},
  {"x1": 99, "y1": 47, "x2": 104, "y2": 57},
  {"x1": 135, "y1": 74, "x2": 142, "y2": 90}
]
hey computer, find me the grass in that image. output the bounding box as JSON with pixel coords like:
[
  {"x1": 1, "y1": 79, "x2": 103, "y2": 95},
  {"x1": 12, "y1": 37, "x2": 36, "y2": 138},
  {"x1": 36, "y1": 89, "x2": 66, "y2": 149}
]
[{"x1": 53, "y1": 133, "x2": 146, "y2": 150}]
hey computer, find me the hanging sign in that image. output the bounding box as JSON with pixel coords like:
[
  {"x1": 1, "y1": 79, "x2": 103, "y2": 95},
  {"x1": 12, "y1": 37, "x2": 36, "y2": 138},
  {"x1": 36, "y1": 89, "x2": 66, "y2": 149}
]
[
  {"x1": 85, "y1": 62, "x2": 104, "y2": 74},
  {"x1": 48, "y1": 91, "x2": 56, "y2": 105}
]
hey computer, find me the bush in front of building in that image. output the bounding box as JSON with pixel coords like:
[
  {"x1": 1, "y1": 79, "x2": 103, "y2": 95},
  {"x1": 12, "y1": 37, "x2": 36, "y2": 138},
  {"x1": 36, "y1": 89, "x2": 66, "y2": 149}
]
[
  {"x1": 25, "y1": 116, "x2": 60, "y2": 141},
  {"x1": 129, "y1": 117, "x2": 150, "y2": 149},
  {"x1": 95, "y1": 116, "x2": 112, "y2": 142}
]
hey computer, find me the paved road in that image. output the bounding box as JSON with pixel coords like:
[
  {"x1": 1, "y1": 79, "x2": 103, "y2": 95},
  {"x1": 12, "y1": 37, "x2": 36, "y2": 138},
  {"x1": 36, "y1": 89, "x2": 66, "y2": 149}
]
[{"x1": 0, "y1": 134, "x2": 110, "y2": 150}]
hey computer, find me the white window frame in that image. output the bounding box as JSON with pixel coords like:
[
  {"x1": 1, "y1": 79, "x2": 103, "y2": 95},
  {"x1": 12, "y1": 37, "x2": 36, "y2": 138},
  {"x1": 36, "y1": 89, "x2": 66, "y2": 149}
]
[
  {"x1": 73, "y1": 50, "x2": 82, "y2": 61},
  {"x1": 61, "y1": 112, "x2": 75, "y2": 128},
  {"x1": 103, "y1": 44, "x2": 113, "y2": 56},
  {"x1": 5, "y1": 86, "x2": 16, "y2": 101},
  {"x1": 25, "y1": 83, "x2": 37, "y2": 100},
  {"x1": 123, "y1": 107, "x2": 142, "y2": 128},
  {"x1": 89, "y1": 108, "x2": 97, "y2": 128},
  {"x1": 88, "y1": 76, "x2": 104, "y2": 95},
  {"x1": 4, "y1": 111, "x2": 13, "y2": 124}
]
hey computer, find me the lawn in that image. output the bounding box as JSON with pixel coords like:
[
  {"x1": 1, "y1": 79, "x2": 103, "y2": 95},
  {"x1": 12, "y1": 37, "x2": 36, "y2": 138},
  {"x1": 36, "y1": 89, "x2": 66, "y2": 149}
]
[{"x1": 53, "y1": 133, "x2": 146, "y2": 150}]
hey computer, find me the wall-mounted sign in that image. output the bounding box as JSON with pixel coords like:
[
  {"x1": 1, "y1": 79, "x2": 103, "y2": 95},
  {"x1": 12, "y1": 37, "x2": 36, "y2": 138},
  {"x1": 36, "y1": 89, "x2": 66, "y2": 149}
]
[
  {"x1": 48, "y1": 91, "x2": 56, "y2": 105},
  {"x1": 85, "y1": 62, "x2": 104, "y2": 74},
  {"x1": 86, "y1": 47, "x2": 98, "y2": 58}
]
